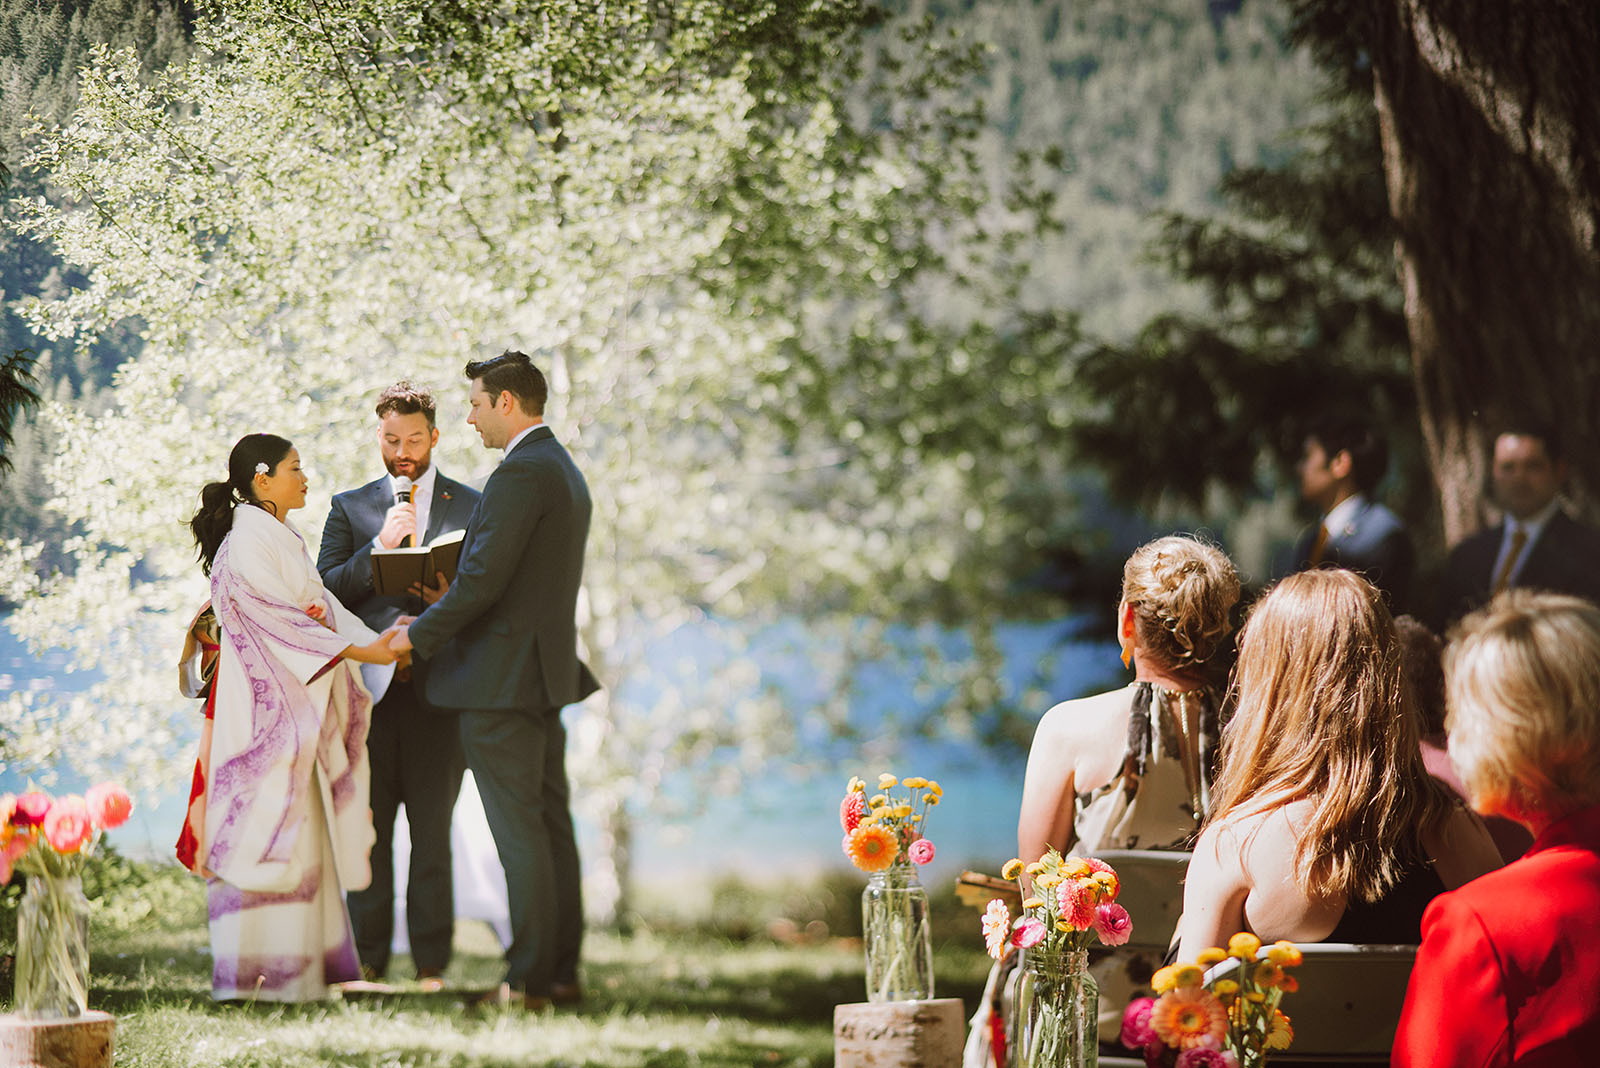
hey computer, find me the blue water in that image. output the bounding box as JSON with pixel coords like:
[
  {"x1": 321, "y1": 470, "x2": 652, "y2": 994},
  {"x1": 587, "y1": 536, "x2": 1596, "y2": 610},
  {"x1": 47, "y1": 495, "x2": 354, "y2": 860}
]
[{"x1": 1, "y1": 613, "x2": 1118, "y2": 893}]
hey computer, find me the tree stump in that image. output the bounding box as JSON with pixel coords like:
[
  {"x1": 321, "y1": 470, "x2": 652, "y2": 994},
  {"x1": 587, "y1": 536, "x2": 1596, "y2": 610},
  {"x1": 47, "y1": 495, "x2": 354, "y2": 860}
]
[
  {"x1": 833, "y1": 998, "x2": 965, "y2": 1068},
  {"x1": 0, "y1": 1013, "x2": 114, "y2": 1068}
]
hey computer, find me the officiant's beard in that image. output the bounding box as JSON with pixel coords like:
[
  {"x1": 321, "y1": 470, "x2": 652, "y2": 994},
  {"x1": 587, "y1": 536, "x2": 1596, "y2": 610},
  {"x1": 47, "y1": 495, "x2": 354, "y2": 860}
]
[{"x1": 384, "y1": 454, "x2": 432, "y2": 479}]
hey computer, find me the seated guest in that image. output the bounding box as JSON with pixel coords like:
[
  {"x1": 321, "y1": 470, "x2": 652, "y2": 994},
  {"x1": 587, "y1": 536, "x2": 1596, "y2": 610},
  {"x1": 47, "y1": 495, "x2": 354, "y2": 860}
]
[
  {"x1": 1393, "y1": 592, "x2": 1600, "y2": 1065},
  {"x1": 1395, "y1": 614, "x2": 1532, "y2": 861},
  {"x1": 1435, "y1": 424, "x2": 1600, "y2": 627},
  {"x1": 1292, "y1": 415, "x2": 1414, "y2": 611},
  {"x1": 1019, "y1": 534, "x2": 1240, "y2": 862},
  {"x1": 1175, "y1": 570, "x2": 1501, "y2": 959},
  {"x1": 1005, "y1": 535, "x2": 1239, "y2": 1051}
]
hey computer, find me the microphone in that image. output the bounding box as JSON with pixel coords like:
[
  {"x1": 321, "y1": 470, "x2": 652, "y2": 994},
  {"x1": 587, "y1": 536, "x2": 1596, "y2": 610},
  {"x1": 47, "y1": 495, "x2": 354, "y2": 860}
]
[{"x1": 394, "y1": 476, "x2": 414, "y2": 548}]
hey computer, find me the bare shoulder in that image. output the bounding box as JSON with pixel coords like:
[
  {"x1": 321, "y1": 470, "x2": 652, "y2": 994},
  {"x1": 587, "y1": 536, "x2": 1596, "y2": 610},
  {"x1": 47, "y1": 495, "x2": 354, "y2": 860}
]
[{"x1": 1033, "y1": 686, "x2": 1134, "y2": 785}]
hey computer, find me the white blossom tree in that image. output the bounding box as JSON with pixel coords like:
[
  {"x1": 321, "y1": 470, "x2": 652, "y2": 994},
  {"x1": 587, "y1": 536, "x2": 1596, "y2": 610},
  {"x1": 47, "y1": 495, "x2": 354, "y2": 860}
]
[{"x1": 3, "y1": 1, "x2": 1052, "y2": 917}]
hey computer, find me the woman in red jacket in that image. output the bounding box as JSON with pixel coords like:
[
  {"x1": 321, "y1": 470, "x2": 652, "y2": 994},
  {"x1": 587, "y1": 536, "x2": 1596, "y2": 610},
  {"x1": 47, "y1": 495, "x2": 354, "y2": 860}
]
[{"x1": 1393, "y1": 590, "x2": 1600, "y2": 1064}]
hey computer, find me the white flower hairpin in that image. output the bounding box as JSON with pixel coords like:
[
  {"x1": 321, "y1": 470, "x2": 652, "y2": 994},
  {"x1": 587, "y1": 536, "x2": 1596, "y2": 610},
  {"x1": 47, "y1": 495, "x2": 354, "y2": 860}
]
[{"x1": 255, "y1": 462, "x2": 269, "y2": 475}]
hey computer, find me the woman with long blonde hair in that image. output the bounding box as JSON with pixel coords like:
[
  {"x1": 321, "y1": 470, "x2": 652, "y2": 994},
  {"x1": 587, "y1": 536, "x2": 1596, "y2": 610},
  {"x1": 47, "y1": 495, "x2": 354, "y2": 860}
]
[{"x1": 1175, "y1": 569, "x2": 1500, "y2": 956}]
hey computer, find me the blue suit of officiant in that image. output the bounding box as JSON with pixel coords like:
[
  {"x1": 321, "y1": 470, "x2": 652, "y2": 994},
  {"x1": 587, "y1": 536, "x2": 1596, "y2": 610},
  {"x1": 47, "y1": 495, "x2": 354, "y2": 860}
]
[{"x1": 319, "y1": 469, "x2": 479, "y2": 979}]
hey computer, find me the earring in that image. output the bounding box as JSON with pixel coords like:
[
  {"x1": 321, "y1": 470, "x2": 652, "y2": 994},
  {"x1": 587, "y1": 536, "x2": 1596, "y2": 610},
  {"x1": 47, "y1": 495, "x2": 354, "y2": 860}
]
[{"x1": 1121, "y1": 646, "x2": 1132, "y2": 669}]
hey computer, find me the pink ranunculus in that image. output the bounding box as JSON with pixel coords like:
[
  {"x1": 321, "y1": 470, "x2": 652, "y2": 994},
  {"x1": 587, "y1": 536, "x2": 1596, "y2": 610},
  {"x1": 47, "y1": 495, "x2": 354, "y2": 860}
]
[
  {"x1": 12, "y1": 792, "x2": 51, "y2": 828},
  {"x1": 85, "y1": 783, "x2": 133, "y2": 829},
  {"x1": 1094, "y1": 902, "x2": 1133, "y2": 947},
  {"x1": 840, "y1": 793, "x2": 865, "y2": 833},
  {"x1": 41, "y1": 797, "x2": 92, "y2": 854},
  {"x1": 3, "y1": 834, "x2": 31, "y2": 862},
  {"x1": 1121, "y1": 996, "x2": 1158, "y2": 1049},
  {"x1": 1176, "y1": 1048, "x2": 1237, "y2": 1068},
  {"x1": 907, "y1": 837, "x2": 936, "y2": 865},
  {"x1": 1011, "y1": 916, "x2": 1047, "y2": 949}
]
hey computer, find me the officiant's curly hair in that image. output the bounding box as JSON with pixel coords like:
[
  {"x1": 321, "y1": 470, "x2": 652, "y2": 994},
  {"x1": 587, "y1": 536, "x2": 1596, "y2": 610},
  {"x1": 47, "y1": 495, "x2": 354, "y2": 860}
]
[
  {"x1": 190, "y1": 433, "x2": 295, "y2": 576},
  {"x1": 375, "y1": 380, "x2": 437, "y2": 425}
]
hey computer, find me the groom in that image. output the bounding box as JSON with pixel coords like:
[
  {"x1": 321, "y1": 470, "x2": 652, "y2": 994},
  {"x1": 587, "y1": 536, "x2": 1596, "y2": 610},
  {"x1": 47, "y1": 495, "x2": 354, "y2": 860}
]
[{"x1": 388, "y1": 350, "x2": 599, "y2": 1010}]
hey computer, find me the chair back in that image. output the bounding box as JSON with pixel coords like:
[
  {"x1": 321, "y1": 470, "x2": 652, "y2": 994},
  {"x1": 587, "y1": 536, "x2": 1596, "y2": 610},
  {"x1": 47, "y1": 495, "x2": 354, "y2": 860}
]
[
  {"x1": 1086, "y1": 849, "x2": 1191, "y2": 954},
  {"x1": 1204, "y1": 942, "x2": 1417, "y2": 1062}
]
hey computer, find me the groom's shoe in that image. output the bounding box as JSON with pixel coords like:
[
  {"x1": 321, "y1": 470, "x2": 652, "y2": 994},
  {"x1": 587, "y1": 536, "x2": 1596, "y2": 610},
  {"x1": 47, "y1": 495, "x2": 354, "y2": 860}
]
[
  {"x1": 549, "y1": 982, "x2": 583, "y2": 1006},
  {"x1": 468, "y1": 983, "x2": 551, "y2": 1013}
]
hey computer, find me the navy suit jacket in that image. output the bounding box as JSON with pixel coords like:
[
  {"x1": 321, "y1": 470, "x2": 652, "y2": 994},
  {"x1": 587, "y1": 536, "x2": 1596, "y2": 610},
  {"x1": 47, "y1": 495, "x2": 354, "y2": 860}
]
[
  {"x1": 1294, "y1": 497, "x2": 1415, "y2": 610},
  {"x1": 407, "y1": 426, "x2": 600, "y2": 712},
  {"x1": 317, "y1": 470, "x2": 481, "y2": 633},
  {"x1": 1436, "y1": 510, "x2": 1600, "y2": 627}
]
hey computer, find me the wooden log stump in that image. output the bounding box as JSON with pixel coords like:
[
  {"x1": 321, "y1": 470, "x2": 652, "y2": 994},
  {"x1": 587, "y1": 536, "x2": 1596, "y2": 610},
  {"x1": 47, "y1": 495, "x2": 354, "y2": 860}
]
[
  {"x1": 834, "y1": 998, "x2": 964, "y2": 1068},
  {"x1": 0, "y1": 1012, "x2": 115, "y2": 1068}
]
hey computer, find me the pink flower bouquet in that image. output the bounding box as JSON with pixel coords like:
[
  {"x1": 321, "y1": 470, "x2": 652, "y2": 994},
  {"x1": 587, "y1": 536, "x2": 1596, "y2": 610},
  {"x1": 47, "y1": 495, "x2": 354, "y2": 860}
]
[{"x1": 2, "y1": 783, "x2": 134, "y2": 883}]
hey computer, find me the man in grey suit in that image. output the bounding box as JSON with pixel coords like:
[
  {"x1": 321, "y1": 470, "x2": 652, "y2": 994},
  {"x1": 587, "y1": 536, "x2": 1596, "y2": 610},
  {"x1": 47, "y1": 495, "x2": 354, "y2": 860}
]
[
  {"x1": 1292, "y1": 414, "x2": 1415, "y2": 610},
  {"x1": 389, "y1": 351, "x2": 599, "y2": 1010},
  {"x1": 318, "y1": 381, "x2": 480, "y2": 986}
]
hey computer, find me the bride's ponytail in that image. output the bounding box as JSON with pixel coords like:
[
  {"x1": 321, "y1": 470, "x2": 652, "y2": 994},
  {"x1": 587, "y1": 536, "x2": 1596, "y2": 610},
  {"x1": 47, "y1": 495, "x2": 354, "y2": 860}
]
[{"x1": 189, "y1": 433, "x2": 294, "y2": 575}]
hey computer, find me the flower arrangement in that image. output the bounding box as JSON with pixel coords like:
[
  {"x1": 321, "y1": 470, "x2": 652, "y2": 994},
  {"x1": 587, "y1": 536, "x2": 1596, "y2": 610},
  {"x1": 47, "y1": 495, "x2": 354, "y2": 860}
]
[
  {"x1": 985, "y1": 849, "x2": 1133, "y2": 1068},
  {"x1": 984, "y1": 848, "x2": 1133, "y2": 962},
  {"x1": 2, "y1": 784, "x2": 133, "y2": 1018},
  {"x1": 2, "y1": 784, "x2": 133, "y2": 882},
  {"x1": 1120, "y1": 933, "x2": 1301, "y2": 1068},
  {"x1": 840, "y1": 772, "x2": 941, "y2": 872}
]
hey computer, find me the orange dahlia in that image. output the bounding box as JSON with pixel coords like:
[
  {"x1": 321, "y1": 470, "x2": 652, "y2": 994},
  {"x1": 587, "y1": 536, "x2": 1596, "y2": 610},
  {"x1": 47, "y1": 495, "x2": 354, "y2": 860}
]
[
  {"x1": 845, "y1": 824, "x2": 899, "y2": 872},
  {"x1": 1150, "y1": 986, "x2": 1228, "y2": 1050}
]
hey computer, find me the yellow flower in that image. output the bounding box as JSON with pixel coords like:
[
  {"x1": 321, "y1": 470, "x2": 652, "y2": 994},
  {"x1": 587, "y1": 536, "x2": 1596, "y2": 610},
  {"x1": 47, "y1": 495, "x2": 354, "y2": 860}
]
[
  {"x1": 1056, "y1": 920, "x2": 1073, "y2": 932},
  {"x1": 1062, "y1": 857, "x2": 1092, "y2": 878},
  {"x1": 1253, "y1": 961, "x2": 1282, "y2": 988},
  {"x1": 845, "y1": 825, "x2": 900, "y2": 873},
  {"x1": 1035, "y1": 872, "x2": 1060, "y2": 891},
  {"x1": 1266, "y1": 1010, "x2": 1294, "y2": 1050},
  {"x1": 870, "y1": 794, "x2": 887, "y2": 808},
  {"x1": 895, "y1": 804, "x2": 913, "y2": 819},
  {"x1": 1170, "y1": 964, "x2": 1203, "y2": 988},
  {"x1": 903, "y1": 776, "x2": 928, "y2": 789},
  {"x1": 1211, "y1": 979, "x2": 1239, "y2": 998},
  {"x1": 1267, "y1": 940, "x2": 1304, "y2": 967},
  {"x1": 878, "y1": 773, "x2": 898, "y2": 789},
  {"x1": 1025, "y1": 862, "x2": 1045, "y2": 876},
  {"x1": 1001, "y1": 859, "x2": 1024, "y2": 880},
  {"x1": 1150, "y1": 986, "x2": 1228, "y2": 1050},
  {"x1": 1195, "y1": 947, "x2": 1227, "y2": 967},
  {"x1": 928, "y1": 780, "x2": 943, "y2": 796},
  {"x1": 1228, "y1": 932, "x2": 1262, "y2": 960},
  {"x1": 1245, "y1": 991, "x2": 1266, "y2": 1004},
  {"x1": 926, "y1": 795, "x2": 941, "y2": 806},
  {"x1": 1151, "y1": 966, "x2": 1179, "y2": 994},
  {"x1": 847, "y1": 776, "x2": 865, "y2": 794},
  {"x1": 1022, "y1": 897, "x2": 1045, "y2": 910}
]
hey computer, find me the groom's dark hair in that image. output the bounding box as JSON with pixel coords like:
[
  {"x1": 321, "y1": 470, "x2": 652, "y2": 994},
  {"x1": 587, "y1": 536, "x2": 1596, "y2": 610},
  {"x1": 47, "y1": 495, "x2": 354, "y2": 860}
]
[{"x1": 466, "y1": 350, "x2": 547, "y2": 416}]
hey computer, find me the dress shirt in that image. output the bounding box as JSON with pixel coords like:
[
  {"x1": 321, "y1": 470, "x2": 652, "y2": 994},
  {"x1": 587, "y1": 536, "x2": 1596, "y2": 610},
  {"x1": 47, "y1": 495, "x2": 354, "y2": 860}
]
[
  {"x1": 1320, "y1": 493, "x2": 1366, "y2": 541},
  {"x1": 1490, "y1": 497, "x2": 1562, "y2": 589},
  {"x1": 373, "y1": 463, "x2": 437, "y2": 548},
  {"x1": 502, "y1": 421, "x2": 544, "y2": 461}
]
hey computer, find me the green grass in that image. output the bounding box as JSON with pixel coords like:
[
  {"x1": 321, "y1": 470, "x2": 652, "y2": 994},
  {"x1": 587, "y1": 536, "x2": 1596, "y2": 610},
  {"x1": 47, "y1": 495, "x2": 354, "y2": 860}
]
[{"x1": 67, "y1": 863, "x2": 991, "y2": 1068}]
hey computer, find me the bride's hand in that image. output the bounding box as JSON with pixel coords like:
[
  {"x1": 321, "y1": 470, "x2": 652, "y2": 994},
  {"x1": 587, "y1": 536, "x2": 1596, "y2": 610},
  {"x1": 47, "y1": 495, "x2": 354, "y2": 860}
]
[{"x1": 348, "y1": 638, "x2": 397, "y2": 665}]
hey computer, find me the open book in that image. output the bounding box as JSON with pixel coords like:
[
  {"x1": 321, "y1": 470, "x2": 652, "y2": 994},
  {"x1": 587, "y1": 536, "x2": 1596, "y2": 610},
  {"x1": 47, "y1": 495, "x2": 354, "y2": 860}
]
[{"x1": 370, "y1": 529, "x2": 466, "y2": 597}]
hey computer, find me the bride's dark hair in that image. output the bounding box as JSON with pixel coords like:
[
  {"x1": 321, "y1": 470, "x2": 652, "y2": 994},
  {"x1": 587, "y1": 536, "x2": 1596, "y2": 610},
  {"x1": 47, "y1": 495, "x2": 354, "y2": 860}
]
[{"x1": 190, "y1": 434, "x2": 294, "y2": 575}]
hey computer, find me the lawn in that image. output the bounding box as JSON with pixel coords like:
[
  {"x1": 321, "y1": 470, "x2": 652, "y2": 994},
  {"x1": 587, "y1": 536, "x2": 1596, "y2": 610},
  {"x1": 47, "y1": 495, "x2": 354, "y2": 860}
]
[{"x1": 58, "y1": 861, "x2": 991, "y2": 1068}]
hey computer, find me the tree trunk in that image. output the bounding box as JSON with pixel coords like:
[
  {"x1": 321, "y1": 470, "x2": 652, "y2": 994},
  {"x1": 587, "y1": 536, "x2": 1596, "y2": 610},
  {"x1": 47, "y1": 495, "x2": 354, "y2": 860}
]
[{"x1": 1363, "y1": 0, "x2": 1600, "y2": 543}]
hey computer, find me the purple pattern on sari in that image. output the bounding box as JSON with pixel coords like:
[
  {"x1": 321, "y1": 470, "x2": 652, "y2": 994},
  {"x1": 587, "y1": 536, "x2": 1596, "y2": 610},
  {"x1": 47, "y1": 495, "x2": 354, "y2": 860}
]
[
  {"x1": 213, "y1": 955, "x2": 312, "y2": 994},
  {"x1": 324, "y1": 938, "x2": 361, "y2": 984},
  {"x1": 204, "y1": 535, "x2": 370, "y2": 875},
  {"x1": 208, "y1": 865, "x2": 322, "y2": 920}
]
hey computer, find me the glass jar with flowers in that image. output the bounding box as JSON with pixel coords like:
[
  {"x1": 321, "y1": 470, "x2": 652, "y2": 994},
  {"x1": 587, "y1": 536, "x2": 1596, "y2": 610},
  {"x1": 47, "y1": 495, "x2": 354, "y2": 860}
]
[
  {"x1": 984, "y1": 849, "x2": 1134, "y2": 1068},
  {"x1": 1119, "y1": 932, "x2": 1302, "y2": 1068},
  {"x1": 839, "y1": 772, "x2": 942, "y2": 1002},
  {"x1": 2, "y1": 783, "x2": 134, "y2": 1018}
]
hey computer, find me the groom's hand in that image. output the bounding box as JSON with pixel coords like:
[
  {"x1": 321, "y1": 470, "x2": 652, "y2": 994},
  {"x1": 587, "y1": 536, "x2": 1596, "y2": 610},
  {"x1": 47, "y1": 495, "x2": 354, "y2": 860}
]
[{"x1": 386, "y1": 624, "x2": 413, "y2": 655}]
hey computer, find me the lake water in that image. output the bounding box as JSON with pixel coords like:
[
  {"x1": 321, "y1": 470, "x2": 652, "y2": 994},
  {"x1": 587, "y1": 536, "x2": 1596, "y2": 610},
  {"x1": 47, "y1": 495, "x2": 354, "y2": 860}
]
[{"x1": 1, "y1": 612, "x2": 1116, "y2": 904}]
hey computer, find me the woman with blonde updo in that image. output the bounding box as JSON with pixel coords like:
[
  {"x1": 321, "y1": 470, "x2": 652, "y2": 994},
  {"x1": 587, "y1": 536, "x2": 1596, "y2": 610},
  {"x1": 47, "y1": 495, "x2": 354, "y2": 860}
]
[
  {"x1": 1017, "y1": 534, "x2": 1241, "y2": 864},
  {"x1": 1175, "y1": 569, "x2": 1501, "y2": 959}
]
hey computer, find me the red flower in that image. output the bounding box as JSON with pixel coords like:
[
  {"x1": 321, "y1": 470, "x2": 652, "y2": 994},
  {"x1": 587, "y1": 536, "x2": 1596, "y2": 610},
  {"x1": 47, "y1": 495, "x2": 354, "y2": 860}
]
[
  {"x1": 85, "y1": 783, "x2": 133, "y2": 829},
  {"x1": 839, "y1": 793, "x2": 865, "y2": 833},
  {"x1": 42, "y1": 796, "x2": 92, "y2": 854},
  {"x1": 12, "y1": 792, "x2": 50, "y2": 828}
]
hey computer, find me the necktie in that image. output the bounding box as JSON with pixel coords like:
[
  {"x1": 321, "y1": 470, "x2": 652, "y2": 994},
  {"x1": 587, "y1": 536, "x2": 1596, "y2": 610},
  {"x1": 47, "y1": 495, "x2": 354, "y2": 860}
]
[
  {"x1": 1492, "y1": 527, "x2": 1528, "y2": 594},
  {"x1": 1306, "y1": 523, "x2": 1330, "y2": 567}
]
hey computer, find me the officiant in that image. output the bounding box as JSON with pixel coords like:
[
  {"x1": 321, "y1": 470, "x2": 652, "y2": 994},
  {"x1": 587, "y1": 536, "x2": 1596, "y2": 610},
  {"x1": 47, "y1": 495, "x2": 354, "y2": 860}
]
[{"x1": 317, "y1": 380, "x2": 481, "y2": 986}]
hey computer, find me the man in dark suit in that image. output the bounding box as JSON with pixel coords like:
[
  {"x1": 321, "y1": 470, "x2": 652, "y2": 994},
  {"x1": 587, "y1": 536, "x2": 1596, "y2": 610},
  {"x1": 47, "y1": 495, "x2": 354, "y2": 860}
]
[
  {"x1": 317, "y1": 381, "x2": 480, "y2": 987},
  {"x1": 1436, "y1": 426, "x2": 1600, "y2": 626},
  {"x1": 388, "y1": 351, "x2": 598, "y2": 1010},
  {"x1": 1292, "y1": 415, "x2": 1415, "y2": 609}
]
